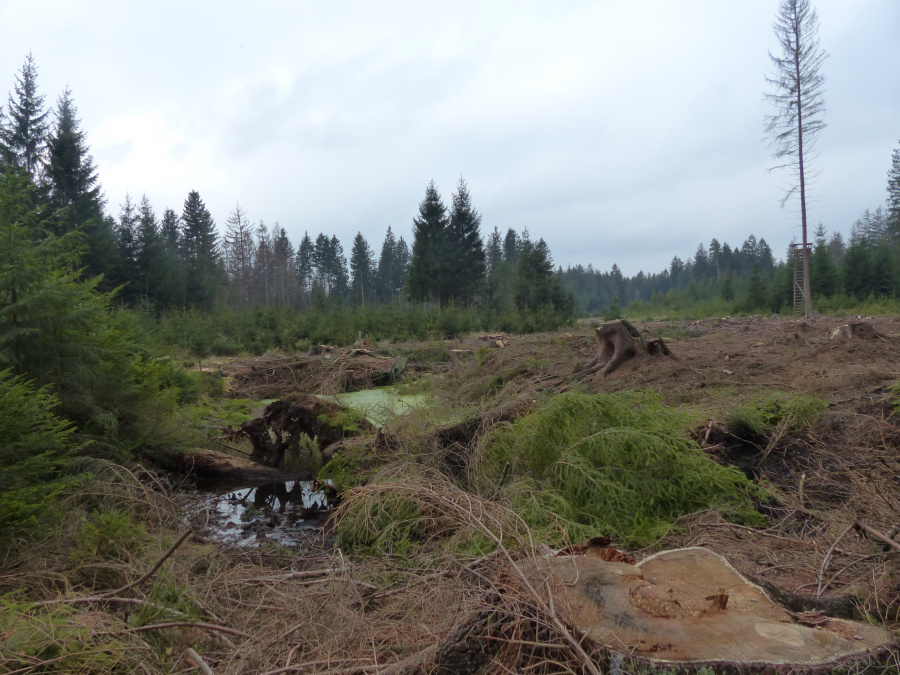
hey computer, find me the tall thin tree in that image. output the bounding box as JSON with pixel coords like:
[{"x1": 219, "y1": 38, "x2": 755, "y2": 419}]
[
  {"x1": 764, "y1": 0, "x2": 827, "y2": 318},
  {"x1": 887, "y1": 143, "x2": 900, "y2": 239},
  {"x1": 1, "y1": 53, "x2": 50, "y2": 179}
]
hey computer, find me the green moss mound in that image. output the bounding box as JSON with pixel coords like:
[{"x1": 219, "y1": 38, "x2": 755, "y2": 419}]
[{"x1": 481, "y1": 391, "x2": 765, "y2": 546}]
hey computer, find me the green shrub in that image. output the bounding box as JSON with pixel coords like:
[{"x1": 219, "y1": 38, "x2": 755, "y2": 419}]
[
  {"x1": 73, "y1": 509, "x2": 150, "y2": 563},
  {"x1": 0, "y1": 371, "x2": 85, "y2": 540},
  {"x1": 480, "y1": 391, "x2": 765, "y2": 547},
  {"x1": 725, "y1": 394, "x2": 827, "y2": 440}
]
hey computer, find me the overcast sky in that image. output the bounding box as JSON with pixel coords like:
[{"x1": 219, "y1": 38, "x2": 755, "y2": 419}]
[{"x1": 2, "y1": 0, "x2": 898, "y2": 276}]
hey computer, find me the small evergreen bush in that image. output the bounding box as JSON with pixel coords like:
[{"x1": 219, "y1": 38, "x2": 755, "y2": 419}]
[{"x1": 480, "y1": 391, "x2": 765, "y2": 546}]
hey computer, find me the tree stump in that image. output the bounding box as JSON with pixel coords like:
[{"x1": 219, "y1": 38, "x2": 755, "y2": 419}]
[
  {"x1": 830, "y1": 319, "x2": 882, "y2": 341},
  {"x1": 520, "y1": 547, "x2": 893, "y2": 671},
  {"x1": 584, "y1": 319, "x2": 670, "y2": 377}
]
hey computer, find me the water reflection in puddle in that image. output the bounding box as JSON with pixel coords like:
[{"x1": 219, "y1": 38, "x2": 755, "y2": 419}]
[{"x1": 189, "y1": 480, "x2": 334, "y2": 548}]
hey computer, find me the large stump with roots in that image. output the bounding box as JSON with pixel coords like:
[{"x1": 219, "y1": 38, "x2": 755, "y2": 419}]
[
  {"x1": 227, "y1": 393, "x2": 374, "y2": 467},
  {"x1": 584, "y1": 319, "x2": 671, "y2": 377}
]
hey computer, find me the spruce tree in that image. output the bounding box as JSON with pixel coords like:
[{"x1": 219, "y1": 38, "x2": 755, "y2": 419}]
[
  {"x1": 869, "y1": 241, "x2": 894, "y2": 298},
  {"x1": 887, "y1": 143, "x2": 900, "y2": 238},
  {"x1": 115, "y1": 194, "x2": 139, "y2": 304},
  {"x1": 134, "y1": 194, "x2": 167, "y2": 303},
  {"x1": 446, "y1": 177, "x2": 486, "y2": 305},
  {"x1": 810, "y1": 224, "x2": 838, "y2": 298},
  {"x1": 350, "y1": 232, "x2": 375, "y2": 307},
  {"x1": 503, "y1": 228, "x2": 519, "y2": 265},
  {"x1": 514, "y1": 233, "x2": 571, "y2": 314},
  {"x1": 0, "y1": 53, "x2": 50, "y2": 178},
  {"x1": 296, "y1": 231, "x2": 314, "y2": 306},
  {"x1": 272, "y1": 225, "x2": 295, "y2": 306},
  {"x1": 255, "y1": 221, "x2": 274, "y2": 305},
  {"x1": 765, "y1": 0, "x2": 828, "y2": 318},
  {"x1": 394, "y1": 236, "x2": 410, "y2": 301},
  {"x1": 160, "y1": 207, "x2": 181, "y2": 253},
  {"x1": 486, "y1": 227, "x2": 503, "y2": 275},
  {"x1": 45, "y1": 88, "x2": 104, "y2": 235},
  {"x1": 45, "y1": 88, "x2": 118, "y2": 290},
  {"x1": 329, "y1": 235, "x2": 349, "y2": 300},
  {"x1": 181, "y1": 190, "x2": 221, "y2": 307},
  {"x1": 743, "y1": 264, "x2": 769, "y2": 312},
  {"x1": 407, "y1": 181, "x2": 448, "y2": 305},
  {"x1": 375, "y1": 226, "x2": 397, "y2": 304},
  {"x1": 708, "y1": 239, "x2": 723, "y2": 279},
  {"x1": 842, "y1": 240, "x2": 871, "y2": 300}
]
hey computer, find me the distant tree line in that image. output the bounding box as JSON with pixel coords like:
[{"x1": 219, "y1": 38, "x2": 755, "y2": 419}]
[
  {"x1": 0, "y1": 55, "x2": 574, "y2": 328},
  {"x1": 559, "y1": 184, "x2": 900, "y2": 316},
  {"x1": 3, "y1": 53, "x2": 900, "y2": 327}
]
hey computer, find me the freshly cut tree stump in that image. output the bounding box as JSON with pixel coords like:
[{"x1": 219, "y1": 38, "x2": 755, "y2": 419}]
[
  {"x1": 522, "y1": 547, "x2": 893, "y2": 671},
  {"x1": 584, "y1": 319, "x2": 670, "y2": 377}
]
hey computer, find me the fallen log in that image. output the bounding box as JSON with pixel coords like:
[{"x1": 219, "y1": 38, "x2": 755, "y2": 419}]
[
  {"x1": 429, "y1": 396, "x2": 537, "y2": 476},
  {"x1": 318, "y1": 397, "x2": 537, "y2": 472},
  {"x1": 178, "y1": 448, "x2": 312, "y2": 484},
  {"x1": 584, "y1": 319, "x2": 671, "y2": 377}
]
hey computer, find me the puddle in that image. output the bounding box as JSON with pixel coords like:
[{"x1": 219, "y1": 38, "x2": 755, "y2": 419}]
[
  {"x1": 331, "y1": 388, "x2": 428, "y2": 425},
  {"x1": 186, "y1": 480, "x2": 335, "y2": 548}
]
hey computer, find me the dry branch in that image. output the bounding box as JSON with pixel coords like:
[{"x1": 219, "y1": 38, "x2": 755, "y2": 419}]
[
  {"x1": 99, "y1": 527, "x2": 193, "y2": 598},
  {"x1": 185, "y1": 648, "x2": 214, "y2": 675}
]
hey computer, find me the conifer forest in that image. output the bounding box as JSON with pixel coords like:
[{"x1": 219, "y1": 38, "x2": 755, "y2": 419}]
[{"x1": 5, "y1": 12, "x2": 900, "y2": 672}]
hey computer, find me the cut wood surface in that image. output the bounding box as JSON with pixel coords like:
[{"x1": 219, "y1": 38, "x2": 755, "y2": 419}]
[{"x1": 522, "y1": 547, "x2": 893, "y2": 670}]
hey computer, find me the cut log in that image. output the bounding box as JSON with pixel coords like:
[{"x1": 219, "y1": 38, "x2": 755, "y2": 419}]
[
  {"x1": 584, "y1": 319, "x2": 671, "y2": 377},
  {"x1": 318, "y1": 397, "x2": 537, "y2": 473},
  {"x1": 177, "y1": 448, "x2": 312, "y2": 484},
  {"x1": 429, "y1": 396, "x2": 537, "y2": 476}
]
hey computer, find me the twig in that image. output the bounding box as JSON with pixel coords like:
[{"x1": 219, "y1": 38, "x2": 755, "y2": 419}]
[
  {"x1": 100, "y1": 527, "x2": 193, "y2": 598},
  {"x1": 101, "y1": 621, "x2": 252, "y2": 639},
  {"x1": 33, "y1": 595, "x2": 188, "y2": 616},
  {"x1": 258, "y1": 658, "x2": 376, "y2": 675},
  {"x1": 816, "y1": 522, "x2": 855, "y2": 598},
  {"x1": 820, "y1": 552, "x2": 887, "y2": 596},
  {"x1": 854, "y1": 520, "x2": 900, "y2": 552},
  {"x1": 224, "y1": 566, "x2": 348, "y2": 586},
  {"x1": 186, "y1": 648, "x2": 214, "y2": 675},
  {"x1": 3, "y1": 648, "x2": 132, "y2": 675}
]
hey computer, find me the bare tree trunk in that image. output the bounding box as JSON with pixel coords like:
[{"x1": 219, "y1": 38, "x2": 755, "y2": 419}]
[{"x1": 796, "y1": 46, "x2": 814, "y2": 319}]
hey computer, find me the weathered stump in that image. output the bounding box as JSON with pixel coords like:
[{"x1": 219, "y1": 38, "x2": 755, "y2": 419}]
[
  {"x1": 584, "y1": 319, "x2": 671, "y2": 377},
  {"x1": 830, "y1": 319, "x2": 882, "y2": 341}
]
